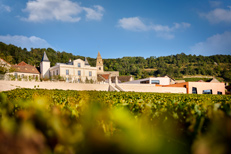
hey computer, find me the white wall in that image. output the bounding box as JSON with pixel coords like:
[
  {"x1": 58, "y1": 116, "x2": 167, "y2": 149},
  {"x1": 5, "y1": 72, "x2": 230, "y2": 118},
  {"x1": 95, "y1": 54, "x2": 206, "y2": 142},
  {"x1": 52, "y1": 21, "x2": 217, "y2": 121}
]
[
  {"x1": 0, "y1": 81, "x2": 109, "y2": 92},
  {"x1": 40, "y1": 61, "x2": 50, "y2": 79},
  {"x1": 49, "y1": 62, "x2": 97, "y2": 82},
  {"x1": 6, "y1": 72, "x2": 40, "y2": 80},
  {"x1": 118, "y1": 84, "x2": 186, "y2": 93},
  {"x1": 123, "y1": 77, "x2": 173, "y2": 85}
]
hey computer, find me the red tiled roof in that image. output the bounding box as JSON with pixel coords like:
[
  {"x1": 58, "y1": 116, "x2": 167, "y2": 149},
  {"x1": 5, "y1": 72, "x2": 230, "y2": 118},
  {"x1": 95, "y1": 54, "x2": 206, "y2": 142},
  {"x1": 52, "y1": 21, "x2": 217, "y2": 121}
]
[
  {"x1": 100, "y1": 74, "x2": 110, "y2": 80},
  {"x1": 12, "y1": 61, "x2": 39, "y2": 74},
  {"x1": 0, "y1": 58, "x2": 11, "y2": 65},
  {"x1": 17, "y1": 61, "x2": 27, "y2": 66}
]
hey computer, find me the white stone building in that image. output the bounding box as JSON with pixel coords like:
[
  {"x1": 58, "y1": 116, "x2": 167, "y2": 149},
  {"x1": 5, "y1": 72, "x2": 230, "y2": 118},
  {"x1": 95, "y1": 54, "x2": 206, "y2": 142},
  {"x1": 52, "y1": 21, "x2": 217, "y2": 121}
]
[{"x1": 40, "y1": 52, "x2": 97, "y2": 83}]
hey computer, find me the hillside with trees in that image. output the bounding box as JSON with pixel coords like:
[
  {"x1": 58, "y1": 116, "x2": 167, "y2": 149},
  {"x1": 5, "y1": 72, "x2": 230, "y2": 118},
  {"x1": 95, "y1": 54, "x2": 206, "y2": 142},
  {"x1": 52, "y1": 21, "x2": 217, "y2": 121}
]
[{"x1": 0, "y1": 42, "x2": 231, "y2": 82}]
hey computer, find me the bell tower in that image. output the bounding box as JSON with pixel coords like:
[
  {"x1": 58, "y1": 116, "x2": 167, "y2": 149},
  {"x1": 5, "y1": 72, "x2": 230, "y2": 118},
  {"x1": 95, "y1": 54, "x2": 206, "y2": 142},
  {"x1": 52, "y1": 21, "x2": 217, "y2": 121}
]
[
  {"x1": 96, "y1": 51, "x2": 104, "y2": 73},
  {"x1": 40, "y1": 51, "x2": 50, "y2": 79}
]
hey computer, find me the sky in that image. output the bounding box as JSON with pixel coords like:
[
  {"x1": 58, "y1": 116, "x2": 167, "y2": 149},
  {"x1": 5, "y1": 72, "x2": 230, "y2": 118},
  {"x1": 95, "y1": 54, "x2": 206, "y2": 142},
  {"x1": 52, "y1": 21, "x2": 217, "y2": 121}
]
[{"x1": 0, "y1": 0, "x2": 231, "y2": 58}]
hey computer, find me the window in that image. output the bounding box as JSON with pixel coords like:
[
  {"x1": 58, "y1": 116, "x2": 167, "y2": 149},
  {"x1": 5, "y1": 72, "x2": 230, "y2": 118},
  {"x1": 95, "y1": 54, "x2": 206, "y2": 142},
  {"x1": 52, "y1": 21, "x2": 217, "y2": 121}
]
[
  {"x1": 53, "y1": 71, "x2": 55, "y2": 76},
  {"x1": 151, "y1": 80, "x2": 160, "y2": 84},
  {"x1": 217, "y1": 91, "x2": 222, "y2": 95},
  {"x1": 78, "y1": 70, "x2": 81, "y2": 76},
  {"x1": 22, "y1": 74, "x2": 24, "y2": 78},
  {"x1": 78, "y1": 63, "x2": 81, "y2": 67},
  {"x1": 89, "y1": 71, "x2": 92, "y2": 77},
  {"x1": 99, "y1": 67, "x2": 101, "y2": 70},
  {"x1": 66, "y1": 69, "x2": 69, "y2": 75},
  {"x1": 203, "y1": 89, "x2": 212, "y2": 94},
  {"x1": 14, "y1": 73, "x2": 17, "y2": 79},
  {"x1": 192, "y1": 87, "x2": 197, "y2": 94},
  {"x1": 78, "y1": 78, "x2": 81, "y2": 83},
  {"x1": 56, "y1": 70, "x2": 58, "y2": 75},
  {"x1": 140, "y1": 80, "x2": 149, "y2": 84}
]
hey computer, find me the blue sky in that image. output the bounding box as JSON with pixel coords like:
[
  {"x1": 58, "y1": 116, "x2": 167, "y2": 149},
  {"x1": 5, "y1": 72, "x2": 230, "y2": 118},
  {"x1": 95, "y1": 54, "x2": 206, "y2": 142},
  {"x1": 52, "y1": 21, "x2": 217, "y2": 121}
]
[{"x1": 0, "y1": 0, "x2": 231, "y2": 58}]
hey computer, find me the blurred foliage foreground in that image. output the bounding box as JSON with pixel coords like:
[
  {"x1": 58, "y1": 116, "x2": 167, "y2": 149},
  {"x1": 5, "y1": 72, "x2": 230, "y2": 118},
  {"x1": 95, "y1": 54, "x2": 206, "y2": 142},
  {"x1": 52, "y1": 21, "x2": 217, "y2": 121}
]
[{"x1": 0, "y1": 89, "x2": 231, "y2": 154}]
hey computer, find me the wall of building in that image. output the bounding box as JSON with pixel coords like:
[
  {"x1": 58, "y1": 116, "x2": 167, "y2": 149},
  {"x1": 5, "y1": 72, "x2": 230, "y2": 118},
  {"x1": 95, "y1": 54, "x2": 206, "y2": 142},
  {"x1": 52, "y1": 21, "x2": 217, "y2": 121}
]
[
  {"x1": 49, "y1": 63, "x2": 97, "y2": 82},
  {"x1": 123, "y1": 77, "x2": 173, "y2": 85},
  {"x1": 188, "y1": 82, "x2": 225, "y2": 95},
  {"x1": 117, "y1": 84, "x2": 187, "y2": 93},
  {"x1": 40, "y1": 61, "x2": 50, "y2": 79},
  {"x1": 6, "y1": 72, "x2": 40, "y2": 80},
  {"x1": 73, "y1": 59, "x2": 85, "y2": 67},
  {"x1": 50, "y1": 65, "x2": 60, "y2": 76},
  {"x1": 163, "y1": 82, "x2": 225, "y2": 95}
]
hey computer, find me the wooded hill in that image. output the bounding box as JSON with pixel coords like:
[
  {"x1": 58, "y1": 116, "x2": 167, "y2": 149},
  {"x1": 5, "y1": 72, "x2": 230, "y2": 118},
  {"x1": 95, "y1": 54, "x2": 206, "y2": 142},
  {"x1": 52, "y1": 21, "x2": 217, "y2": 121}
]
[{"x1": 0, "y1": 42, "x2": 231, "y2": 82}]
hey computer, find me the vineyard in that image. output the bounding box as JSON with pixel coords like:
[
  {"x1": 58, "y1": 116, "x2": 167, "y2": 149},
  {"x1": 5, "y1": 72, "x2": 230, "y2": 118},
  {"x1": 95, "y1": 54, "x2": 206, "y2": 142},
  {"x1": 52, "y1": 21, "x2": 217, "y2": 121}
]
[{"x1": 0, "y1": 89, "x2": 231, "y2": 154}]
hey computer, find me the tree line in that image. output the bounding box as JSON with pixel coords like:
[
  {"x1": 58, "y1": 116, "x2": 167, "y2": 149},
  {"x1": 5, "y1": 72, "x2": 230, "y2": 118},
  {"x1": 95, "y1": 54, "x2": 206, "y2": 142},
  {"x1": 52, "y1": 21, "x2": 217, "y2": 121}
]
[{"x1": 0, "y1": 42, "x2": 231, "y2": 81}]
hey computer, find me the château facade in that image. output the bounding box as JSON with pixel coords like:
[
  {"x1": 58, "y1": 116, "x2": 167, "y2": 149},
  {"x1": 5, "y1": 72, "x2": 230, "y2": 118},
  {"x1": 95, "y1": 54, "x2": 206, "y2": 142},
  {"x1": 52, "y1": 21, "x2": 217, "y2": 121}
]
[
  {"x1": 49, "y1": 58, "x2": 97, "y2": 83},
  {"x1": 40, "y1": 51, "x2": 117, "y2": 83}
]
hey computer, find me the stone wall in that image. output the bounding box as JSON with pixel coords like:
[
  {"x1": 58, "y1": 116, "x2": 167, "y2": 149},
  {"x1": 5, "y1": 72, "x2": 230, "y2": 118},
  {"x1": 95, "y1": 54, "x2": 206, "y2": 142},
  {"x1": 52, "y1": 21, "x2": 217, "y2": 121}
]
[{"x1": 0, "y1": 81, "x2": 109, "y2": 92}]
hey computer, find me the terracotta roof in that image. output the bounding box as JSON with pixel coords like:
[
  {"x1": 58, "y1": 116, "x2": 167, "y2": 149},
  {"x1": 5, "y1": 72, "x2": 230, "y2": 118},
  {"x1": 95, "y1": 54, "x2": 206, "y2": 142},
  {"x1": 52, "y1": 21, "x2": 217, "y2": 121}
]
[
  {"x1": 17, "y1": 61, "x2": 27, "y2": 66},
  {"x1": 12, "y1": 61, "x2": 40, "y2": 74},
  {"x1": 100, "y1": 74, "x2": 110, "y2": 80},
  {"x1": 97, "y1": 75, "x2": 107, "y2": 82},
  {"x1": 0, "y1": 58, "x2": 11, "y2": 66}
]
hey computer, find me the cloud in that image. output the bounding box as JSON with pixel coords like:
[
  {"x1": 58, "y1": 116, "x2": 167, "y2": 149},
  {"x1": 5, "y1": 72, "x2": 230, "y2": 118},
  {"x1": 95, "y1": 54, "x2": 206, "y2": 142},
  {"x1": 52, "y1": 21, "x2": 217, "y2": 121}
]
[
  {"x1": 151, "y1": 22, "x2": 191, "y2": 32},
  {"x1": 0, "y1": 35, "x2": 52, "y2": 50},
  {"x1": 118, "y1": 17, "x2": 190, "y2": 39},
  {"x1": 209, "y1": 1, "x2": 222, "y2": 8},
  {"x1": 83, "y1": 5, "x2": 104, "y2": 21},
  {"x1": 200, "y1": 7, "x2": 231, "y2": 23},
  {"x1": 190, "y1": 31, "x2": 231, "y2": 55},
  {"x1": 0, "y1": 4, "x2": 11, "y2": 12},
  {"x1": 23, "y1": 0, "x2": 104, "y2": 22},
  {"x1": 23, "y1": 0, "x2": 82, "y2": 22},
  {"x1": 118, "y1": 17, "x2": 148, "y2": 31}
]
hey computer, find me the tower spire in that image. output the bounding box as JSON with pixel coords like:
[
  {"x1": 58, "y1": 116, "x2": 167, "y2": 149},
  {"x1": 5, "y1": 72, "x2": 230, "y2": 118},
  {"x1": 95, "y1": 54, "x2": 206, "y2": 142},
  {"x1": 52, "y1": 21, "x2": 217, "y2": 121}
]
[
  {"x1": 85, "y1": 57, "x2": 89, "y2": 65},
  {"x1": 41, "y1": 51, "x2": 50, "y2": 62},
  {"x1": 97, "y1": 51, "x2": 102, "y2": 59},
  {"x1": 96, "y1": 51, "x2": 104, "y2": 73}
]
